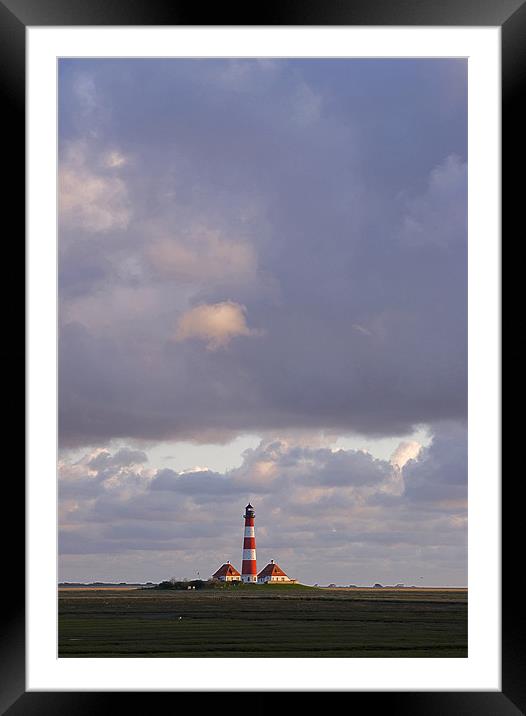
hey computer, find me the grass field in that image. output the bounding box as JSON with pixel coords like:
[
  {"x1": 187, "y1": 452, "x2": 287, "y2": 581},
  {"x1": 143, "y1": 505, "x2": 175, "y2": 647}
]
[{"x1": 58, "y1": 584, "x2": 467, "y2": 658}]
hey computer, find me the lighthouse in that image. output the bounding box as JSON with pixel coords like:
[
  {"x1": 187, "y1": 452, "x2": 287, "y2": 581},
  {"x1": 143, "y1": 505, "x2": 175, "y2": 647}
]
[{"x1": 241, "y1": 503, "x2": 257, "y2": 583}]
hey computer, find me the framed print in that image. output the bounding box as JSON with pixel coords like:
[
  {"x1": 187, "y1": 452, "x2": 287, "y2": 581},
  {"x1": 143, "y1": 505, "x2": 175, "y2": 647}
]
[{"x1": 4, "y1": 0, "x2": 517, "y2": 711}]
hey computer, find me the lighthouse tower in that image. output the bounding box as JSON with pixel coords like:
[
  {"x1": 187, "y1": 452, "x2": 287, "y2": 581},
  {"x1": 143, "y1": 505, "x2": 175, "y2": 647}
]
[{"x1": 241, "y1": 503, "x2": 257, "y2": 583}]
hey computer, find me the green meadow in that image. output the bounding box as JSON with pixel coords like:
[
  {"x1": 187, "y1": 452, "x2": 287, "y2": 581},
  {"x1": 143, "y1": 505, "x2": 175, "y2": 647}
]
[{"x1": 58, "y1": 584, "x2": 467, "y2": 658}]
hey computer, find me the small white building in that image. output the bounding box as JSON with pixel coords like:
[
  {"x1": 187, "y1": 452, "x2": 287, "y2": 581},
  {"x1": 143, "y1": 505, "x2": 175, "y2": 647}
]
[
  {"x1": 257, "y1": 560, "x2": 295, "y2": 584},
  {"x1": 211, "y1": 561, "x2": 241, "y2": 582}
]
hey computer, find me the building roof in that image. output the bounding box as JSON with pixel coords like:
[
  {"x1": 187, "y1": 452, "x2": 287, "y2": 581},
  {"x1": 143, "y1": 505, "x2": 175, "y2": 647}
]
[
  {"x1": 212, "y1": 562, "x2": 241, "y2": 578},
  {"x1": 257, "y1": 561, "x2": 288, "y2": 578}
]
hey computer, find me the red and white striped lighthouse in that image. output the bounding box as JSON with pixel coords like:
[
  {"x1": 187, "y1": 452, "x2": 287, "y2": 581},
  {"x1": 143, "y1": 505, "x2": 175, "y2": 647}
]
[{"x1": 241, "y1": 503, "x2": 257, "y2": 583}]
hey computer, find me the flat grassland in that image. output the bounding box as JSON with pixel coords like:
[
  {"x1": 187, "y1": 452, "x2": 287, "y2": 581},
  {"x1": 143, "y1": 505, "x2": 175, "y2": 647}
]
[{"x1": 58, "y1": 585, "x2": 467, "y2": 658}]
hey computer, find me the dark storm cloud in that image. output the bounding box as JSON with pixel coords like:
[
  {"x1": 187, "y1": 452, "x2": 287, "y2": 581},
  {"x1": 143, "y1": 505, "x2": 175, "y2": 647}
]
[
  {"x1": 58, "y1": 58, "x2": 467, "y2": 447},
  {"x1": 87, "y1": 447, "x2": 148, "y2": 469},
  {"x1": 150, "y1": 468, "x2": 242, "y2": 496},
  {"x1": 403, "y1": 421, "x2": 467, "y2": 504}
]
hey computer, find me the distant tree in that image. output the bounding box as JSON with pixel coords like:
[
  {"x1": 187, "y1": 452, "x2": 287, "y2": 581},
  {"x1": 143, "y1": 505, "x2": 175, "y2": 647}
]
[
  {"x1": 156, "y1": 578, "x2": 228, "y2": 591},
  {"x1": 157, "y1": 580, "x2": 174, "y2": 590}
]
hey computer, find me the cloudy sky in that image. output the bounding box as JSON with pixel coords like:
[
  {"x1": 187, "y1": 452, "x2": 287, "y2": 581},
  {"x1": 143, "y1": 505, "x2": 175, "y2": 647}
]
[{"x1": 58, "y1": 59, "x2": 467, "y2": 586}]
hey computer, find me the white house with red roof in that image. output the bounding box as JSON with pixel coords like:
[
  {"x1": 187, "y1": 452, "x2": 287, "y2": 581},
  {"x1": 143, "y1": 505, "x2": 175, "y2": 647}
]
[
  {"x1": 257, "y1": 560, "x2": 296, "y2": 584},
  {"x1": 211, "y1": 561, "x2": 241, "y2": 582}
]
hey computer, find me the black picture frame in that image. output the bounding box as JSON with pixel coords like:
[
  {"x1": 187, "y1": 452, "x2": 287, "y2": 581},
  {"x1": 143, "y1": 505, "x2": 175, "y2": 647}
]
[{"x1": 4, "y1": 0, "x2": 515, "y2": 712}]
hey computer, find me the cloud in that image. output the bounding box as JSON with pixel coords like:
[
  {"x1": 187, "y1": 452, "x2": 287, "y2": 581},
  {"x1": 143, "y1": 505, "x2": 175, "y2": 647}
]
[
  {"x1": 58, "y1": 59, "x2": 467, "y2": 448},
  {"x1": 59, "y1": 140, "x2": 131, "y2": 233},
  {"x1": 390, "y1": 440, "x2": 422, "y2": 469},
  {"x1": 58, "y1": 424, "x2": 467, "y2": 585},
  {"x1": 174, "y1": 301, "x2": 259, "y2": 350},
  {"x1": 73, "y1": 73, "x2": 97, "y2": 114},
  {"x1": 400, "y1": 154, "x2": 467, "y2": 249},
  {"x1": 87, "y1": 447, "x2": 148, "y2": 470},
  {"x1": 104, "y1": 150, "x2": 128, "y2": 168},
  {"x1": 147, "y1": 229, "x2": 257, "y2": 285},
  {"x1": 403, "y1": 422, "x2": 467, "y2": 505},
  {"x1": 61, "y1": 284, "x2": 162, "y2": 332},
  {"x1": 352, "y1": 323, "x2": 373, "y2": 337},
  {"x1": 212, "y1": 58, "x2": 281, "y2": 92},
  {"x1": 292, "y1": 81, "x2": 323, "y2": 126}
]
